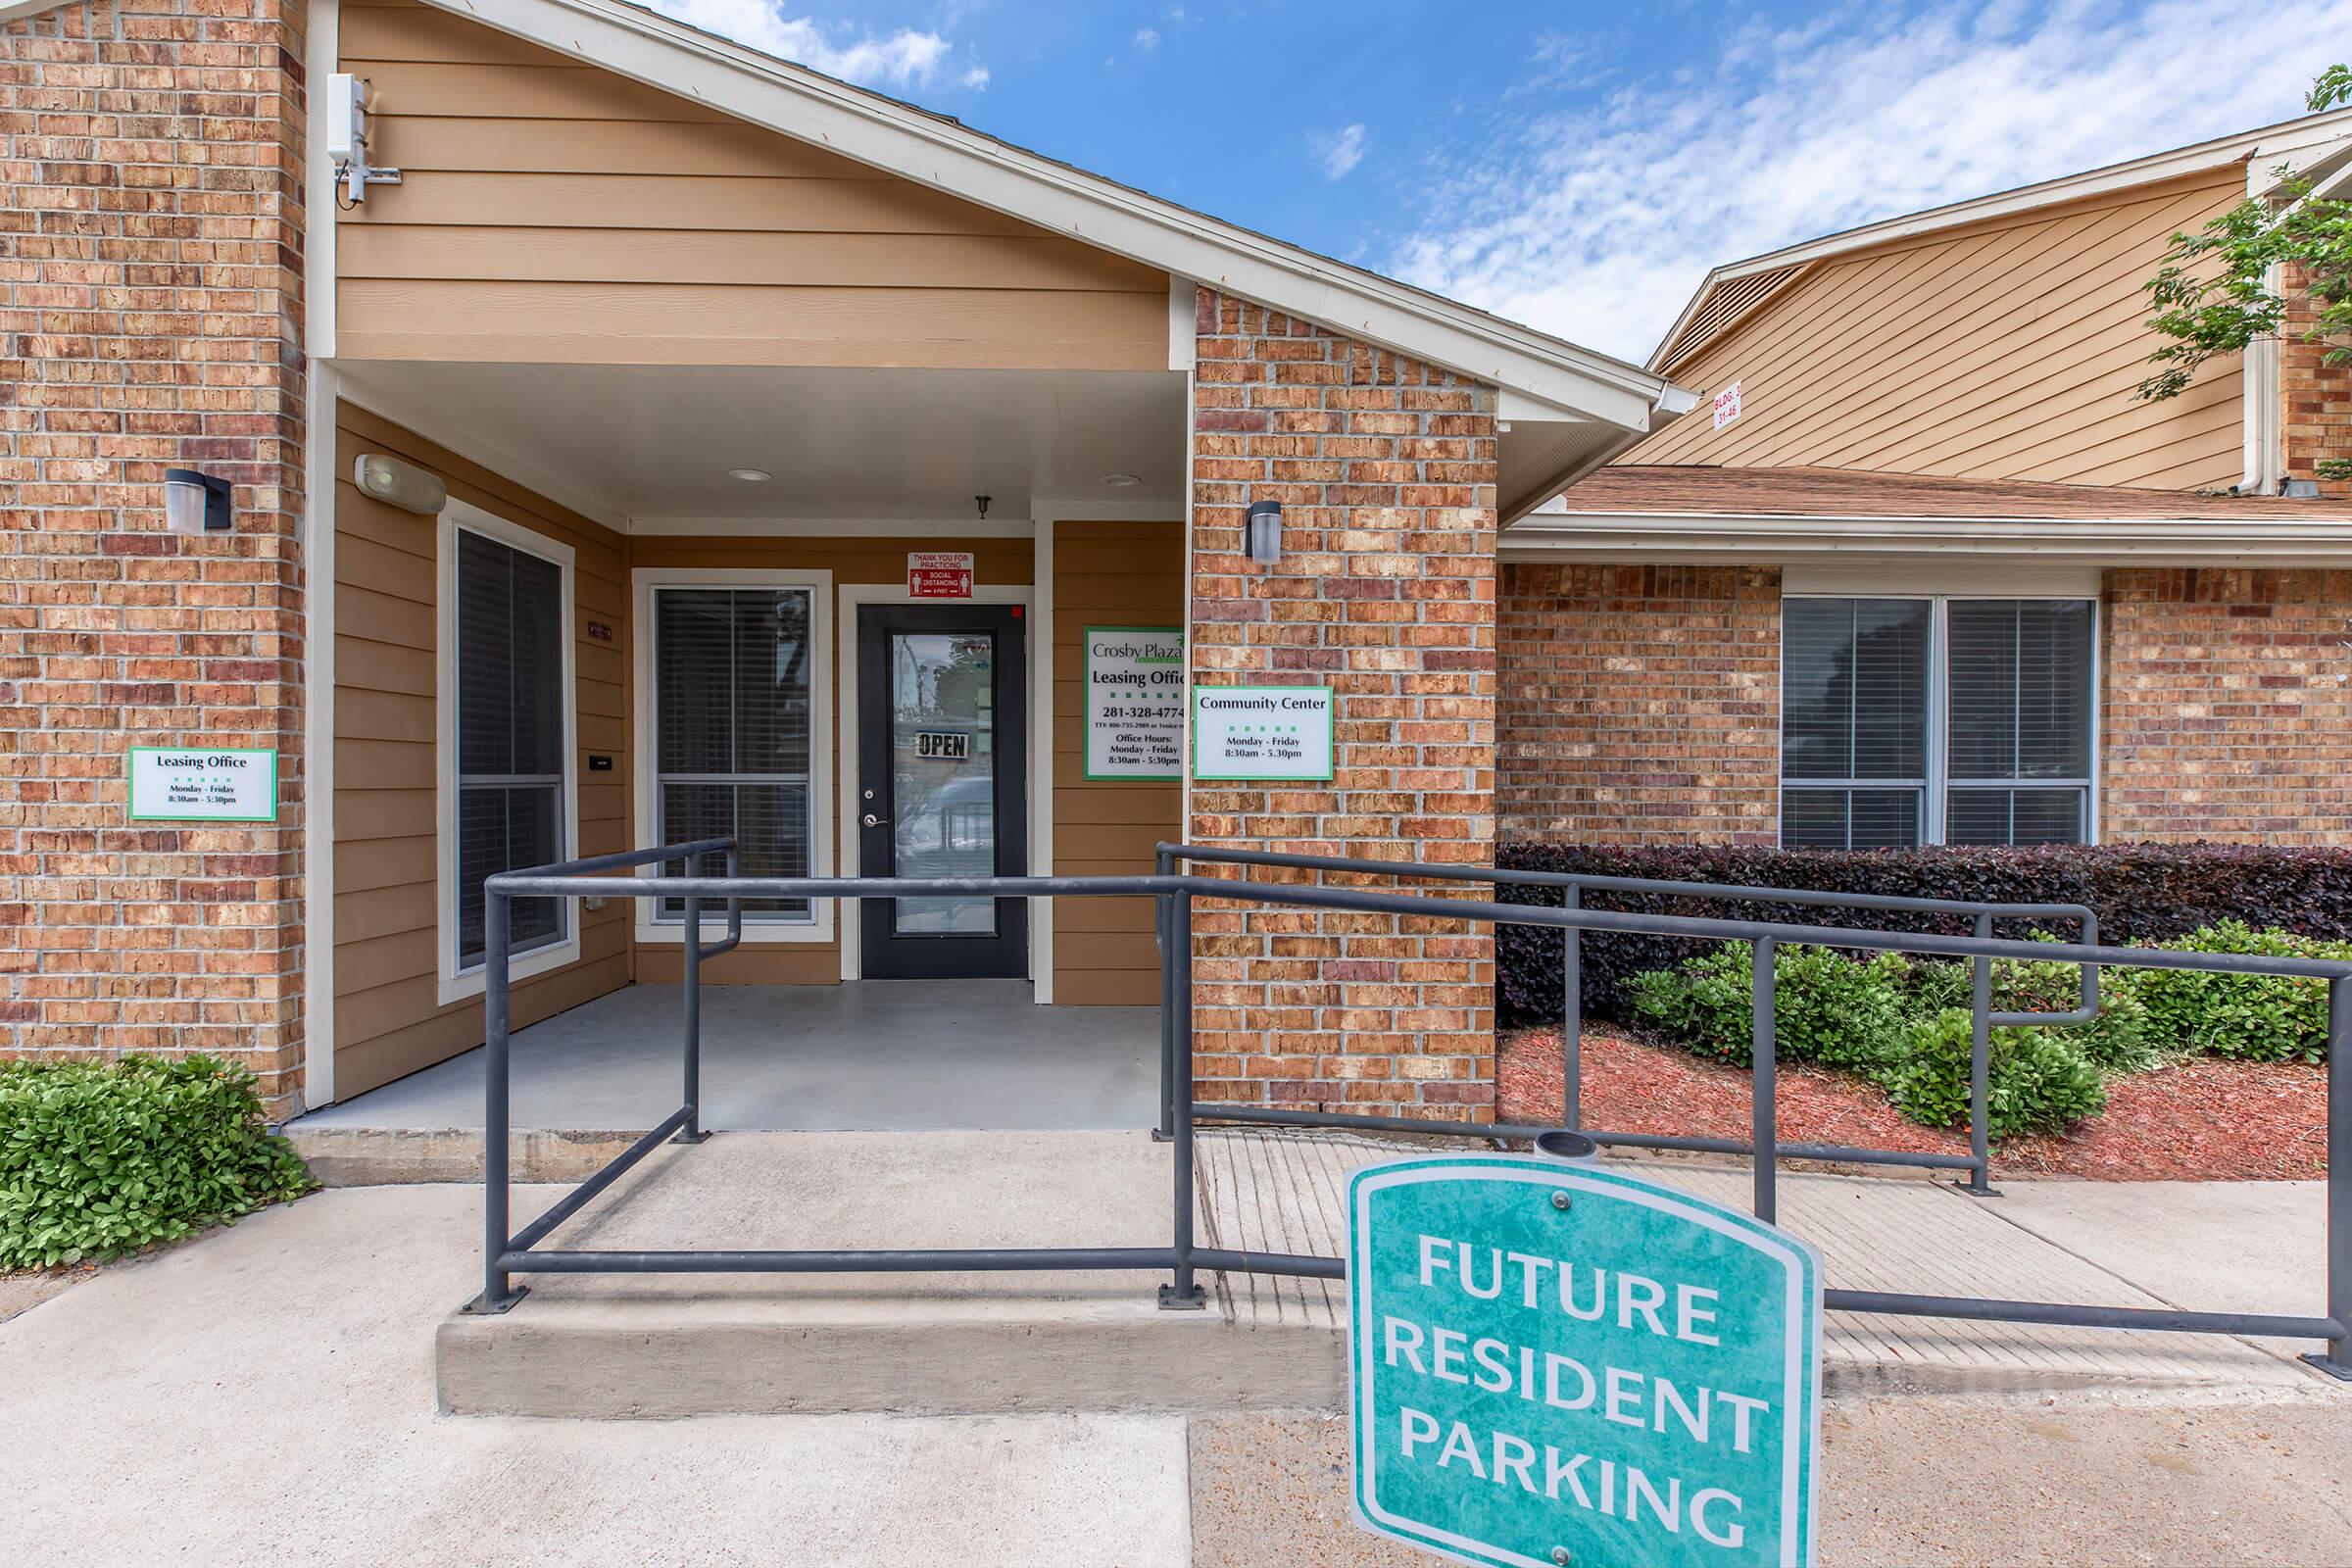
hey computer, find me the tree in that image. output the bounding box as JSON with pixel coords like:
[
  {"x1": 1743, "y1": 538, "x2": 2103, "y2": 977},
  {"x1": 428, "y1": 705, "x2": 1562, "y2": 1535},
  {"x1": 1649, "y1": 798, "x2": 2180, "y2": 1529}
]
[{"x1": 2137, "y1": 65, "x2": 2352, "y2": 482}]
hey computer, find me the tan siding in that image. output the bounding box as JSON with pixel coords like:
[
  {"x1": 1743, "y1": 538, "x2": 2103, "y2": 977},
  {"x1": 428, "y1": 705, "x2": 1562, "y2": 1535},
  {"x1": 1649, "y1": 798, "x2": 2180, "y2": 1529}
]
[
  {"x1": 1632, "y1": 171, "x2": 2246, "y2": 489},
  {"x1": 625, "y1": 534, "x2": 1035, "y2": 984},
  {"x1": 335, "y1": 0, "x2": 1166, "y2": 369},
  {"x1": 1051, "y1": 521, "x2": 1184, "y2": 1005},
  {"x1": 331, "y1": 400, "x2": 633, "y2": 1098}
]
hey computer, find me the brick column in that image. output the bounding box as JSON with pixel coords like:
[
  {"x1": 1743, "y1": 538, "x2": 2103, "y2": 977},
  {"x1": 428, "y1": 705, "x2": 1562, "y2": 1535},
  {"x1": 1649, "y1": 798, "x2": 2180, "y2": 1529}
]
[
  {"x1": 2281, "y1": 263, "x2": 2352, "y2": 498},
  {"x1": 0, "y1": 0, "x2": 311, "y2": 1108},
  {"x1": 1186, "y1": 288, "x2": 1497, "y2": 1121}
]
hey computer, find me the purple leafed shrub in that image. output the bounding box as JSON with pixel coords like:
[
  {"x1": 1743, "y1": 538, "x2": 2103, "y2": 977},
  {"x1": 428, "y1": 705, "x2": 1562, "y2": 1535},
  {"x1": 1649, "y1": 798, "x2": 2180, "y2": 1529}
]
[{"x1": 1492, "y1": 842, "x2": 2352, "y2": 1027}]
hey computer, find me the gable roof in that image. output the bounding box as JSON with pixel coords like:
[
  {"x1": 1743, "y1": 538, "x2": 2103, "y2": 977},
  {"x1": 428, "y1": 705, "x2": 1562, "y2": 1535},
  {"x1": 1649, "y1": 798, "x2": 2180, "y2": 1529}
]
[
  {"x1": 1649, "y1": 103, "x2": 2352, "y2": 376},
  {"x1": 390, "y1": 0, "x2": 1694, "y2": 439}
]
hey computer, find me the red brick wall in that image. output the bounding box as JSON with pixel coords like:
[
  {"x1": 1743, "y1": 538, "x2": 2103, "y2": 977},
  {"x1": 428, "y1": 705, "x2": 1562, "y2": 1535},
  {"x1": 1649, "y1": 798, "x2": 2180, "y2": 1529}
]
[
  {"x1": 1497, "y1": 564, "x2": 1780, "y2": 845},
  {"x1": 2281, "y1": 263, "x2": 2351, "y2": 498},
  {"x1": 0, "y1": 0, "x2": 311, "y2": 1107},
  {"x1": 1186, "y1": 288, "x2": 1496, "y2": 1121},
  {"x1": 2102, "y1": 567, "x2": 2352, "y2": 844}
]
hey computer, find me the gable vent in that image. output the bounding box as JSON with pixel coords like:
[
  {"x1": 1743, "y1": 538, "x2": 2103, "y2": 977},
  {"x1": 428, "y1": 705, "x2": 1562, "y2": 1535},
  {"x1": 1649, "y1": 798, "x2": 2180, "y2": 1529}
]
[{"x1": 1656, "y1": 264, "x2": 1805, "y2": 373}]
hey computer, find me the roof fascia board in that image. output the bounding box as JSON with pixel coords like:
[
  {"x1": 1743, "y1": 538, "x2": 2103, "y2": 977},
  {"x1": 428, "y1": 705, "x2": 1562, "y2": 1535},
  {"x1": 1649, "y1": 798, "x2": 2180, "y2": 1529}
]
[
  {"x1": 418, "y1": 0, "x2": 1677, "y2": 433},
  {"x1": 1501, "y1": 511, "x2": 2352, "y2": 563},
  {"x1": 1646, "y1": 104, "x2": 2352, "y2": 371},
  {"x1": 0, "y1": 0, "x2": 68, "y2": 22}
]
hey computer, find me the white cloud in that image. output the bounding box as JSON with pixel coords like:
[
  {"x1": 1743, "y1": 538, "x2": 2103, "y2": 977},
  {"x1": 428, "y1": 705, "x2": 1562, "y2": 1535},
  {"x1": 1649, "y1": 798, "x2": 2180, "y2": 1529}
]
[
  {"x1": 1391, "y1": 0, "x2": 2352, "y2": 362},
  {"x1": 1134, "y1": 27, "x2": 1160, "y2": 50},
  {"x1": 1309, "y1": 122, "x2": 1370, "y2": 180},
  {"x1": 646, "y1": 0, "x2": 970, "y2": 89}
]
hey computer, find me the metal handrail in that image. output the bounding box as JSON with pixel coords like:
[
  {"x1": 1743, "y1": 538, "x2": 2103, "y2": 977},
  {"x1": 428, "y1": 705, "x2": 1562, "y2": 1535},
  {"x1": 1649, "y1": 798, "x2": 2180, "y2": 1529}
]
[
  {"x1": 1159, "y1": 841, "x2": 2103, "y2": 1193},
  {"x1": 460, "y1": 841, "x2": 2352, "y2": 1384}
]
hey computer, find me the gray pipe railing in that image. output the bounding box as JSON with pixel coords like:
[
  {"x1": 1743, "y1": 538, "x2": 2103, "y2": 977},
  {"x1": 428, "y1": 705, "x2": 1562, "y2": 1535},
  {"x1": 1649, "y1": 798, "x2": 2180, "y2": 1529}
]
[
  {"x1": 1160, "y1": 841, "x2": 2099, "y2": 1198},
  {"x1": 459, "y1": 843, "x2": 2352, "y2": 1384}
]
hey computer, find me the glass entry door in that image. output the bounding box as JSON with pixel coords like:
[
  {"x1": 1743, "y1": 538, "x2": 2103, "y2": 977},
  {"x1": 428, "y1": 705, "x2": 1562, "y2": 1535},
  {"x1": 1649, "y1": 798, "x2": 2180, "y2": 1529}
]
[{"x1": 855, "y1": 603, "x2": 1028, "y2": 979}]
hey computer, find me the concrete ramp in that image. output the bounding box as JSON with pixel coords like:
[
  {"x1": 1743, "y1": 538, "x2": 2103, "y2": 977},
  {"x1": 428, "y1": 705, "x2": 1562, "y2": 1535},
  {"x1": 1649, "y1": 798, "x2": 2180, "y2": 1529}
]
[{"x1": 435, "y1": 1129, "x2": 2328, "y2": 1418}]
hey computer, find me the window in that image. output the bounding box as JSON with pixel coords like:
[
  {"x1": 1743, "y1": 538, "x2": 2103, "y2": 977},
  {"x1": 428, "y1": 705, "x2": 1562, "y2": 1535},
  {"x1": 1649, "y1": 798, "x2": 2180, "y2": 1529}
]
[
  {"x1": 1781, "y1": 596, "x2": 2094, "y2": 849},
  {"x1": 447, "y1": 519, "x2": 573, "y2": 976},
  {"x1": 650, "y1": 584, "x2": 819, "y2": 925}
]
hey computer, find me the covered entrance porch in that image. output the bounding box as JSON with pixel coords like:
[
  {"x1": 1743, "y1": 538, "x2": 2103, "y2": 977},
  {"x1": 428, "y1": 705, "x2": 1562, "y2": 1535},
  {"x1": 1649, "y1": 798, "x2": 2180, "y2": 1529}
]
[{"x1": 316, "y1": 355, "x2": 1188, "y2": 1115}]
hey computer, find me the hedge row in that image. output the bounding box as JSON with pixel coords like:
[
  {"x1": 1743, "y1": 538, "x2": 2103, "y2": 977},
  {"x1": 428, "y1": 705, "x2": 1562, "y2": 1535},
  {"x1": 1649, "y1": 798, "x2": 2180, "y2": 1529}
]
[{"x1": 1493, "y1": 843, "x2": 2352, "y2": 1026}]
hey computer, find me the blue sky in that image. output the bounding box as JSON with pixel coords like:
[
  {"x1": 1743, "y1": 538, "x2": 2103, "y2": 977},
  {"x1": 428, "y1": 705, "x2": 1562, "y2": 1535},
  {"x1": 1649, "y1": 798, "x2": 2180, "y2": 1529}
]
[{"x1": 651, "y1": 0, "x2": 2352, "y2": 362}]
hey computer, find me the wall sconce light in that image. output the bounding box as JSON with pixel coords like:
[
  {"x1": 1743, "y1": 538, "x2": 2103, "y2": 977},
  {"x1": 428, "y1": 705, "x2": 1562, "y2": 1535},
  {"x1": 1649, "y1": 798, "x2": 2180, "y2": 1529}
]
[
  {"x1": 1246, "y1": 499, "x2": 1283, "y2": 566},
  {"x1": 354, "y1": 453, "x2": 449, "y2": 515},
  {"x1": 163, "y1": 468, "x2": 233, "y2": 535}
]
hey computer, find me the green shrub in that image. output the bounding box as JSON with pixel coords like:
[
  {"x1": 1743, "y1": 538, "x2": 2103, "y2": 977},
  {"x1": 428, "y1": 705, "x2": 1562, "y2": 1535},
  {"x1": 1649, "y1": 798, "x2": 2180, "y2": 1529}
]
[
  {"x1": 1896, "y1": 951, "x2": 2154, "y2": 1074},
  {"x1": 0, "y1": 1054, "x2": 313, "y2": 1270},
  {"x1": 1626, "y1": 942, "x2": 1910, "y2": 1078},
  {"x1": 2130, "y1": 920, "x2": 2348, "y2": 1063},
  {"x1": 1886, "y1": 1009, "x2": 2108, "y2": 1140}
]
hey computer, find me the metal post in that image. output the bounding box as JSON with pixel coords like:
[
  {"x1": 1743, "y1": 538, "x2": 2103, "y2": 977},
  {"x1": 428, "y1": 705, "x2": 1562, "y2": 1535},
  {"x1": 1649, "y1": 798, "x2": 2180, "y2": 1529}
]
[
  {"x1": 2303, "y1": 975, "x2": 2352, "y2": 1379},
  {"x1": 1751, "y1": 936, "x2": 1776, "y2": 1225},
  {"x1": 1153, "y1": 849, "x2": 1176, "y2": 1142},
  {"x1": 673, "y1": 850, "x2": 710, "y2": 1144},
  {"x1": 1161, "y1": 888, "x2": 1205, "y2": 1308},
  {"x1": 1561, "y1": 882, "x2": 1582, "y2": 1132},
  {"x1": 1957, "y1": 912, "x2": 1998, "y2": 1197},
  {"x1": 464, "y1": 886, "x2": 525, "y2": 1312}
]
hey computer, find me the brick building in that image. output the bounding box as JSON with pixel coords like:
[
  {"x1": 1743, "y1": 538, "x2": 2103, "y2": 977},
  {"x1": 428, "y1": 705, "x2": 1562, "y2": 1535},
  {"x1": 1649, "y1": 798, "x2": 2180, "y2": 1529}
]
[
  {"x1": 1502, "y1": 110, "x2": 2352, "y2": 856},
  {"x1": 0, "y1": 0, "x2": 1691, "y2": 1124},
  {"x1": 6, "y1": 0, "x2": 2347, "y2": 1131}
]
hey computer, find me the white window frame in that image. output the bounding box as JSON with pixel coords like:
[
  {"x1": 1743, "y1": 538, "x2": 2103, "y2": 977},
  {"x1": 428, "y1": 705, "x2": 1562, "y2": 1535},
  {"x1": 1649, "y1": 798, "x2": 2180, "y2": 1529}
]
[
  {"x1": 435, "y1": 500, "x2": 581, "y2": 1006},
  {"x1": 632, "y1": 566, "x2": 836, "y2": 947},
  {"x1": 1779, "y1": 590, "x2": 2100, "y2": 849}
]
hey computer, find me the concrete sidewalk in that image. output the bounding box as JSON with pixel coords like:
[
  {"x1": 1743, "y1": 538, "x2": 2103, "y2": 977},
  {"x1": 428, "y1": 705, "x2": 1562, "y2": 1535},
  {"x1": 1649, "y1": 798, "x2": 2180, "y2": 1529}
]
[
  {"x1": 0, "y1": 1186, "x2": 1190, "y2": 1568},
  {"x1": 2, "y1": 1171, "x2": 2346, "y2": 1565}
]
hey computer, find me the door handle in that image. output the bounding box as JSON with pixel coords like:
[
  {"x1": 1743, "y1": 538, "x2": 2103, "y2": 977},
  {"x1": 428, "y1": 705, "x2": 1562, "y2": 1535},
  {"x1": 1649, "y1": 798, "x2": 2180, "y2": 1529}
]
[{"x1": 861, "y1": 812, "x2": 890, "y2": 828}]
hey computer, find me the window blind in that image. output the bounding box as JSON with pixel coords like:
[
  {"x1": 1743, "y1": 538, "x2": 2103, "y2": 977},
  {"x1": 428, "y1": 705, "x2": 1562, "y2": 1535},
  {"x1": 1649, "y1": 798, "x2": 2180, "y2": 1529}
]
[
  {"x1": 653, "y1": 587, "x2": 815, "y2": 920},
  {"x1": 455, "y1": 531, "x2": 566, "y2": 967},
  {"x1": 1780, "y1": 597, "x2": 1928, "y2": 849},
  {"x1": 1944, "y1": 600, "x2": 2091, "y2": 847}
]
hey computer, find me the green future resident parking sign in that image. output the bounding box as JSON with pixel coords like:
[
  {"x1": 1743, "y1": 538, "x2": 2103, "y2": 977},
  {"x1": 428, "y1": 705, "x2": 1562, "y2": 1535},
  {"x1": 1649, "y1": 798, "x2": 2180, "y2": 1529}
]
[{"x1": 1348, "y1": 1156, "x2": 1822, "y2": 1568}]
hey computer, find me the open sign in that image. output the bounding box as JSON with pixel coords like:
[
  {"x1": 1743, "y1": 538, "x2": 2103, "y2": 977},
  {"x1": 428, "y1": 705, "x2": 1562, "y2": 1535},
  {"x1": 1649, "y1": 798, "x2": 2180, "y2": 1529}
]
[{"x1": 914, "y1": 731, "x2": 972, "y2": 760}]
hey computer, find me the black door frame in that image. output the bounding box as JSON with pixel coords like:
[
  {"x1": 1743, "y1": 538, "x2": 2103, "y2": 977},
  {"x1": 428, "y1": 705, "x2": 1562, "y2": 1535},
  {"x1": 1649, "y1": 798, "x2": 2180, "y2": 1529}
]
[{"x1": 855, "y1": 602, "x2": 1028, "y2": 979}]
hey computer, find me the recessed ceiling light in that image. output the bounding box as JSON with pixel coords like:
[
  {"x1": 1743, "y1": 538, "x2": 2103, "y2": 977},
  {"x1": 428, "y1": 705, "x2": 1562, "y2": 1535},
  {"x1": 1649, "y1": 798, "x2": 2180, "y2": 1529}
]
[
  {"x1": 1101, "y1": 472, "x2": 1143, "y2": 488},
  {"x1": 728, "y1": 467, "x2": 772, "y2": 482}
]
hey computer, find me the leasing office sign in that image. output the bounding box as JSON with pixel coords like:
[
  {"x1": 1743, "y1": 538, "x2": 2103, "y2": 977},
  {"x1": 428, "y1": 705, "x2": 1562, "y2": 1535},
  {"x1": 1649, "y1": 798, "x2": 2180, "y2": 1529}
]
[
  {"x1": 127, "y1": 747, "x2": 279, "y2": 822},
  {"x1": 1348, "y1": 1155, "x2": 1822, "y2": 1567}
]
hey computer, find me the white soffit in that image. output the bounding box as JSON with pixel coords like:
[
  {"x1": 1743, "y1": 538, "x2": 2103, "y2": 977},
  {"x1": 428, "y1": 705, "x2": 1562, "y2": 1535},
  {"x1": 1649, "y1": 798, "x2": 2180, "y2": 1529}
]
[
  {"x1": 1499, "y1": 512, "x2": 2352, "y2": 564},
  {"x1": 416, "y1": 0, "x2": 1687, "y2": 435},
  {"x1": 338, "y1": 361, "x2": 1189, "y2": 528}
]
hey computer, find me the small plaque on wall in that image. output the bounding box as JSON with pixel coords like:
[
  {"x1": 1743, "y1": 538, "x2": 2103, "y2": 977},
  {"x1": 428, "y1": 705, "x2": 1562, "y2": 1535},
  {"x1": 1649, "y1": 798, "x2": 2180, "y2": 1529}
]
[
  {"x1": 127, "y1": 747, "x2": 278, "y2": 822},
  {"x1": 1191, "y1": 686, "x2": 1333, "y2": 782}
]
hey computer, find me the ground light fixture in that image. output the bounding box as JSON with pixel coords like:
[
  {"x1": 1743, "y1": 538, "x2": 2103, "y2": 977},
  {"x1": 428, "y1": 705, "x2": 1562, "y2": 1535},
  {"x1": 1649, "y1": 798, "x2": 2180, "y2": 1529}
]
[
  {"x1": 353, "y1": 453, "x2": 448, "y2": 515},
  {"x1": 1246, "y1": 499, "x2": 1283, "y2": 565},
  {"x1": 163, "y1": 468, "x2": 233, "y2": 535}
]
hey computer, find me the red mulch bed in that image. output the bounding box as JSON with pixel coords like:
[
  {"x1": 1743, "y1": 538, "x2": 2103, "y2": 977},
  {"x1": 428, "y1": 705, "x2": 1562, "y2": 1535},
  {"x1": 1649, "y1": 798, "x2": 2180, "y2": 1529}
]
[{"x1": 1498, "y1": 1027, "x2": 2328, "y2": 1181}]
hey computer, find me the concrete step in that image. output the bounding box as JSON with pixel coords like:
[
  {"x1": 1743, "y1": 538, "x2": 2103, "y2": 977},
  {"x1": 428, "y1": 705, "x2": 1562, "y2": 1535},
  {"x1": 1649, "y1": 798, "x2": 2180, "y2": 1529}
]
[
  {"x1": 433, "y1": 1129, "x2": 2328, "y2": 1418},
  {"x1": 435, "y1": 1129, "x2": 1345, "y2": 1417}
]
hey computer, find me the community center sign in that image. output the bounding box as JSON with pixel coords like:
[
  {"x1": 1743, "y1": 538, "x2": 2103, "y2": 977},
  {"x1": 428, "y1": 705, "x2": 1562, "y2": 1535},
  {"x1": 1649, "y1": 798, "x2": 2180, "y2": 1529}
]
[
  {"x1": 1191, "y1": 684, "x2": 1332, "y2": 781},
  {"x1": 1348, "y1": 1155, "x2": 1821, "y2": 1568},
  {"x1": 1083, "y1": 626, "x2": 1184, "y2": 780}
]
